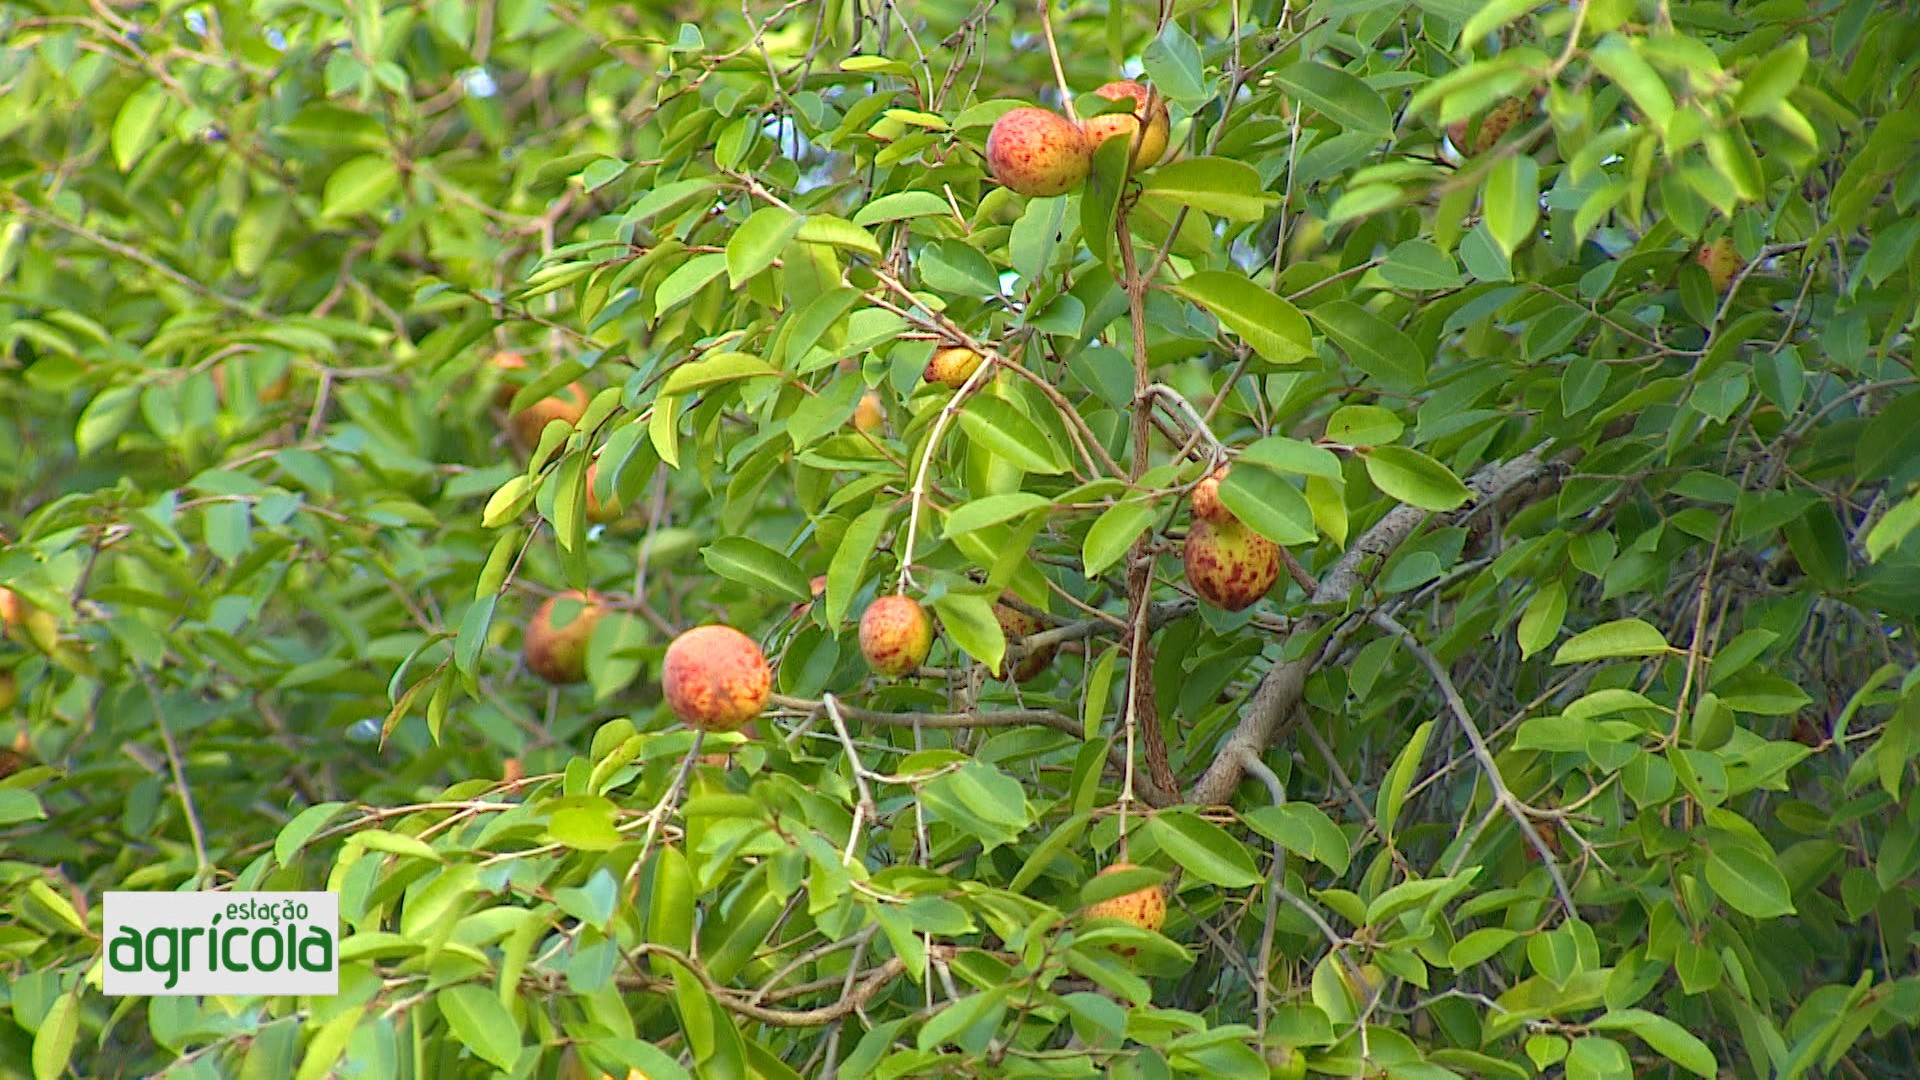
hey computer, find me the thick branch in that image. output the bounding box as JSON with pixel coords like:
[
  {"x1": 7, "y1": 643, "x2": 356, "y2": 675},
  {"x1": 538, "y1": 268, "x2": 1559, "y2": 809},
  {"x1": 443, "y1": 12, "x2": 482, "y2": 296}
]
[{"x1": 1186, "y1": 447, "x2": 1554, "y2": 807}]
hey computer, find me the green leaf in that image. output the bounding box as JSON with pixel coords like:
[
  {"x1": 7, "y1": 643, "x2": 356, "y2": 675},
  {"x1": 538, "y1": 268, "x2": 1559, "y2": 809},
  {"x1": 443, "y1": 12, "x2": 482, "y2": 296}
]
[
  {"x1": 653, "y1": 252, "x2": 729, "y2": 313},
  {"x1": 1460, "y1": 0, "x2": 1549, "y2": 47},
  {"x1": 960, "y1": 396, "x2": 1066, "y2": 475},
  {"x1": 1376, "y1": 720, "x2": 1434, "y2": 845},
  {"x1": 702, "y1": 537, "x2": 810, "y2": 601},
  {"x1": 796, "y1": 215, "x2": 882, "y2": 257},
  {"x1": 1141, "y1": 22, "x2": 1207, "y2": 104},
  {"x1": 931, "y1": 592, "x2": 1004, "y2": 676},
  {"x1": 1866, "y1": 495, "x2": 1920, "y2": 562},
  {"x1": 1734, "y1": 37, "x2": 1807, "y2": 118},
  {"x1": 1484, "y1": 154, "x2": 1540, "y2": 258},
  {"x1": 112, "y1": 83, "x2": 169, "y2": 172},
  {"x1": 1173, "y1": 270, "x2": 1312, "y2": 365},
  {"x1": 726, "y1": 207, "x2": 802, "y2": 286},
  {"x1": 1325, "y1": 405, "x2": 1403, "y2": 446},
  {"x1": 661, "y1": 351, "x2": 780, "y2": 395},
  {"x1": 232, "y1": 194, "x2": 290, "y2": 278},
  {"x1": 1379, "y1": 240, "x2": 1465, "y2": 290},
  {"x1": 482, "y1": 474, "x2": 535, "y2": 528},
  {"x1": 348, "y1": 829, "x2": 443, "y2": 862},
  {"x1": 1242, "y1": 802, "x2": 1351, "y2": 875},
  {"x1": 293, "y1": 1010, "x2": 360, "y2": 1080},
  {"x1": 944, "y1": 493, "x2": 1051, "y2": 538},
  {"x1": 1589, "y1": 1010, "x2": 1718, "y2": 1078},
  {"x1": 1517, "y1": 582, "x2": 1568, "y2": 660},
  {"x1": 32, "y1": 990, "x2": 78, "y2": 1080},
  {"x1": 1146, "y1": 809, "x2": 1262, "y2": 887},
  {"x1": 1552, "y1": 619, "x2": 1672, "y2": 664},
  {"x1": 827, "y1": 504, "x2": 890, "y2": 626},
  {"x1": 624, "y1": 177, "x2": 720, "y2": 224},
  {"x1": 852, "y1": 191, "x2": 954, "y2": 226},
  {"x1": 275, "y1": 801, "x2": 350, "y2": 867},
  {"x1": 1590, "y1": 34, "x2": 1675, "y2": 134},
  {"x1": 1239, "y1": 436, "x2": 1342, "y2": 479},
  {"x1": 1271, "y1": 61, "x2": 1392, "y2": 138},
  {"x1": 1140, "y1": 158, "x2": 1278, "y2": 221},
  {"x1": 1081, "y1": 134, "x2": 1132, "y2": 270},
  {"x1": 0, "y1": 789, "x2": 46, "y2": 827},
  {"x1": 1704, "y1": 845, "x2": 1795, "y2": 919},
  {"x1": 321, "y1": 154, "x2": 400, "y2": 220},
  {"x1": 1083, "y1": 501, "x2": 1157, "y2": 577},
  {"x1": 1307, "y1": 301, "x2": 1425, "y2": 388},
  {"x1": 1219, "y1": 467, "x2": 1317, "y2": 546},
  {"x1": 549, "y1": 799, "x2": 624, "y2": 851},
  {"x1": 437, "y1": 985, "x2": 523, "y2": 1071},
  {"x1": 1362, "y1": 446, "x2": 1471, "y2": 511}
]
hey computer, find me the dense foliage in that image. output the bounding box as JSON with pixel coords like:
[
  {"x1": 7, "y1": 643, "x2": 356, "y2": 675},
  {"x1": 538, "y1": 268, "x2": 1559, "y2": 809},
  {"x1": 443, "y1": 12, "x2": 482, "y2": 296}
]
[{"x1": 4, "y1": 0, "x2": 1920, "y2": 1076}]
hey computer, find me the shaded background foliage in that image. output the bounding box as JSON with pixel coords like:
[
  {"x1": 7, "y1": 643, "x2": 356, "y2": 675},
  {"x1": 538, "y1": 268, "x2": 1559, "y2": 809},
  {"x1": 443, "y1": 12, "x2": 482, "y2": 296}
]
[{"x1": 2, "y1": 0, "x2": 1920, "y2": 1077}]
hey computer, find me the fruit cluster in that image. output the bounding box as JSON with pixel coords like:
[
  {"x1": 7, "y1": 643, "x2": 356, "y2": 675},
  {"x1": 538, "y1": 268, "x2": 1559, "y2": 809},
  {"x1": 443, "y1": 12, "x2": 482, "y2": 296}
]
[{"x1": 985, "y1": 81, "x2": 1169, "y2": 197}]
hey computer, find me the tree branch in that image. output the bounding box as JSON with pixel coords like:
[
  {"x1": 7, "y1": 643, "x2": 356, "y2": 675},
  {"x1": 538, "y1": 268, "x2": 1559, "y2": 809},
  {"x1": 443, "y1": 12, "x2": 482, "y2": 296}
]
[{"x1": 1186, "y1": 446, "x2": 1555, "y2": 807}]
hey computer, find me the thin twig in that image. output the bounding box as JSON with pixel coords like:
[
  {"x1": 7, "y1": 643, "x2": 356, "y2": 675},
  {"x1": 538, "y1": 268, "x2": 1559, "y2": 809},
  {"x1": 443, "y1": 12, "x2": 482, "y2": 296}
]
[{"x1": 1368, "y1": 612, "x2": 1576, "y2": 919}]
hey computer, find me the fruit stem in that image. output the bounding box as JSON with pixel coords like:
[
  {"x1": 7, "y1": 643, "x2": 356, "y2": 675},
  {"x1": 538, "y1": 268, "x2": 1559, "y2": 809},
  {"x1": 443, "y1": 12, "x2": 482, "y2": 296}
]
[{"x1": 896, "y1": 330, "x2": 1000, "y2": 595}]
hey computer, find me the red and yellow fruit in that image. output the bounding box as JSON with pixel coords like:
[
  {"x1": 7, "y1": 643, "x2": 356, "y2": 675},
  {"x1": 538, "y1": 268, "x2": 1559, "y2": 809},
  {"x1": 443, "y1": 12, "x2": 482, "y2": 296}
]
[
  {"x1": 992, "y1": 596, "x2": 1057, "y2": 682},
  {"x1": 0, "y1": 589, "x2": 59, "y2": 654},
  {"x1": 508, "y1": 382, "x2": 591, "y2": 451},
  {"x1": 1695, "y1": 237, "x2": 1743, "y2": 294},
  {"x1": 1446, "y1": 96, "x2": 1533, "y2": 156},
  {"x1": 1080, "y1": 80, "x2": 1170, "y2": 172},
  {"x1": 524, "y1": 591, "x2": 604, "y2": 685},
  {"x1": 986, "y1": 107, "x2": 1092, "y2": 197},
  {"x1": 1184, "y1": 517, "x2": 1279, "y2": 611},
  {"x1": 1085, "y1": 862, "x2": 1167, "y2": 935},
  {"x1": 924, "y1": 346, "x2": 985, "y2": 389},
  {"x1": 859, "y1": 595, "x2": 934, "y2": 677},
  {"x1": 662, "y1": 625, "x2": 771, "y2": 733}
]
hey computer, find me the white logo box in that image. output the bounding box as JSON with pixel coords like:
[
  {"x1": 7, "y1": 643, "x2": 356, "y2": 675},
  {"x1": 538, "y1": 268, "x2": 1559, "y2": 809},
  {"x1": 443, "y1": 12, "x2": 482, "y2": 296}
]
[{"x1": 103, "y1": 891, "x2": 339, "y2": 996}]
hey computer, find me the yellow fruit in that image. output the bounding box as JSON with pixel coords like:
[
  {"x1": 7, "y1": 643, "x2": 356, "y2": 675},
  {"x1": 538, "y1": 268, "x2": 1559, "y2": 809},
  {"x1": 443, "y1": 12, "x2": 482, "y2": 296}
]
[
  {"x1": 992, "y1": 596, "x2": 1056, "y2": 682},
  {"x1": 524, "y1": 591, "x2": 604, "y2": 685},
  {"x1": 1190, "y1": 465, "x2": 1233, "y2": 525},
  {"x1": 1695, "y1": 237, "x2": 1742, "y2": 294},
  {"x1": 662, "y1": 625, "x2": 771, "y2": 733},
  {"x1": 853, "y1": 392, "x2": 885, "y2": 434},
  {"x1": 509, "y1": 383, "x2": 591, "y2": 451},
  {"x1": 859, "y1": 595, "x2": 934, "y2": 677},
  {"x1": 1080, "y1": 80, "x2": 1170, "y2": 171},
  {"x1": 0, "y1": 589, "x2": 60, "y2": 653},
  {"x1": 924, "y1": 346, "x2": 985, "y2": 389},
  {"x1": 1085, "y1": 862, "x2": 1167, "y2": 944},
  {"x1": 986, "y1": 107, "x2": 1092, "y2": 197},
  {"x1": 1183, "y1": 517, "x2": 1280, "y2": 611}
]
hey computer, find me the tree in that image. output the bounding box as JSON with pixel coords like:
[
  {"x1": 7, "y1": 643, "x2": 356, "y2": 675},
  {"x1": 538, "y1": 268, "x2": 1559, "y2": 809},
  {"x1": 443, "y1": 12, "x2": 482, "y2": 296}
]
[{"x1": 3, "y1": 0, "x2": 1920, "y2": 1076}]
